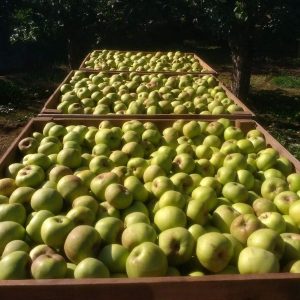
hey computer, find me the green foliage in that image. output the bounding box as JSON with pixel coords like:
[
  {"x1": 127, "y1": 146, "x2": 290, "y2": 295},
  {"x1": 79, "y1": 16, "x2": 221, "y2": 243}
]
[{"x1": 272, "y1": 76, "x2": 300, "y2": 89}]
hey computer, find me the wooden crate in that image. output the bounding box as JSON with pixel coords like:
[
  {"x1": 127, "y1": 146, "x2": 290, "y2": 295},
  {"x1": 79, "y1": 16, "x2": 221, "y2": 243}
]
[
  {"x1": 0, "y1": 117, "x2": 300, "y2": 300},
  {"x1": 40, "y1": 70, "x2": 254, "y2": 118},
  {"x1": 79, "y1": 50, "x2": 218, "y2": 75}
]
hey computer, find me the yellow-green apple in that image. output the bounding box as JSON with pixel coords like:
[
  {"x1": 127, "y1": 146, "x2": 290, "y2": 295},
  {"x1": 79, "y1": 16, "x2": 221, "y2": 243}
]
[
  {"x1": 99, "y1": 244, "x2": 129, "y2": 273},
  {"x1": 72, "y1": 195, "x2": 99, "y2": 212},
  {"x1": 287, "y1": 173, "x2": 300, "y2": 192},
  {"x1": 31, "y1": 187, "x2": 63, "y2": 214},
  {"x1": 151, "y1": 176, "x2": 174, "y2": 198},
  {"x1": 223, "y1": 153, "x2": 247, "y2": 170},
  {"x1": 31, "y1": 253, "x2": 67, "y2": 279},
  {"x1": 238, "y1": 247, "x2": 279, "y2": 274},
  {"x1": 172, "y1": 153, "x2": 195, "y2": 173},
  {"x1": 23, "y1": 153, "x2": 51, "y2": 169},
  {"x1": 222, "y1": 182, "x2": 248, "y2": 203},
  {"x1": 64, "y1": 225, "x2": 101, "y2": 264},
  {"x1": 159, "y1": 227, "x2": 194, "y2": 266},
  {"x1": 124, "y1": 212, "x2": 150, "y2": 227},
  {"x1": 275, "y1": 157, "x2": 294, "y2": 176},
  {"x1": 0, "y1": 221, "x2": 25, "y2": 254},
  {"x1": 95, "y1": 217, "x2": 123, "y2": 244},
  {"x1": 237, "y1": 169, "x2": 254, "y2": 190},
  {"x1": 57, "y1": 175, "x2": 88, "y2": 204},
  {"x1": 196, "y1": 232, "x2": 233, "y2": 273},
  {"x1": 252, "y1": 197, "x2": 277, "y2": 216},
  {"x1": 281, "y1": 233, "x2": 300, "y2": 261},
  {"x1": 216, "y1": 166, "x2": 236, "y2": 185},
  {"x1": 170, "y1": 172, "x2": 194, "y2": 194},
  {"x1": 95, "y1": 128, "x2": 121, "y2": 150},
  {"x1": 122, "y1": 142, "x2": 144, "y2": 158},
  {"x1": 15, "y1": 165, "x2": 45, "y2": 187},
  {"x1": 74, "y1": 257, "x2": 109, "y2": 278},
  {"x1": 195, "y1": 145, "x2": 213, "y2": 159},
  {"x1": 29, "y1": 244, "x2": 56, "y2": 261},
  {"x1": 258, "y1": 211, "x2": 286, "y2": 233},
  {"x1": 223, "y1": 126, "x2": 244, "y2": 141},
  {"x1": 41, "y1": 216, "x2": 74, "y2": 249},
  {"x1": 124, "y1": 176, "x2": 148, "y2": 202},
  {"x1": 192, "y1": 186, "x2": 217, "y2": 211},
  {"x1": 104, "y1": 183, "x2": 133, "y2": 209},
  {"x1": 2, "y1": 240, "x2": 30, "y2": 257},
  {"x1": 223, "y1": 233, "x2": 243, "y2": 265},
  {"x1": 127, "y1": 157, "x2": 148, "y2": 179},
  {"x1": 66, "y1": 206, "x2": 95, "y2": 226},
  {"x1": 0, "y1": 203, "x2": 26, "y2": 225},
  {"x1": 121, "y1": 222, "x2": 157, "y2": 250},
  {"x1": 126, "y1": 242, "x2": 167, "y2": 277},
  {"x1": 273, "y1": 191, "x2": 299, "y2": 215},
  {"x1": 202, "y1": 135, "x2": 222, "y2": 148},
  {"x1": 142, "y1": 129, "x2": 161, "y2": 146},
  {"x1": 159, "y1": 190, "x2": 186, "y2": 209},
  {"x1": 247, "y1": 228, "x2": 284, "y2": 258},
  {"x1": 0, "y1": 251, "x2": 30, "y2": 279},
  {"x1": 230, "y1": 214, "x2": 262, "y2": 244},
  {"x1": 143, "y1": 165, "x2": 165, "y2": 183},
  {"x1": 9, "y1": 186, "x2": 35, "y2": 208},
  {"x1": 5, "y1": 163, "x2": 24, "y2": 178},
  {"x1": 283, "y1": 215, "x2": 299, "y2": 233},
  {"x1": 236, "y1": 139, "x2": 255, "y2": 154},
  {"x1": 289, "y1": 200, "x2": 300, "y2": 227},
  {"x1": 48, "y1": 165, "x2": 73, "y2": 183},
  {"x1": 89, "y1": 155, "x2": 113, "y2": 173},
  {"x1": 232, "y1": 203, "x2": 254, "y2": 215},
  {"x1": 210, "y1": 152, "x2": 225, "y2": 169},
  {"x1": 90, "y1": 172, "x2": 119, "y2": 202},
  {"x1": 57, "y1": 148, "x2": 82, "y2": 169},
  {"x1": 18, "y1": 137, "x2": 38, "y2": 154},
  {"x1": 212, "y1": 205, "x2": 240, "y2": 233},
  {"x1": 182, "y1": 121, "x2": 201, "y2": 139},
  {"x1": 109, "y1": 150, "x2": 128, "y2": 166},
  {"x1": 98, "y1": 201, "x2": 120, "y2": 219},
  {"x1": 154, "y1": 206, "x2": 186, "y2": 231}
]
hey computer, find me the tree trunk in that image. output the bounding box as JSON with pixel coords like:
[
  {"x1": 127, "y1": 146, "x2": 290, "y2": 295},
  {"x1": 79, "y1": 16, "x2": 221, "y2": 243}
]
[
  {"x1": 67, "y1": 37, "x2": 80, "y2": 69},
  {"x1": 228, "y1": 18, "x2": 253, "y2": 101}
]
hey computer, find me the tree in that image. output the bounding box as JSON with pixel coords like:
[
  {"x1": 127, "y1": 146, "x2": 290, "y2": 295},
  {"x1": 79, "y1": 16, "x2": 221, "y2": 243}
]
[{"x1": 188, "y1": 0, "x2": 299, "y2": 100}]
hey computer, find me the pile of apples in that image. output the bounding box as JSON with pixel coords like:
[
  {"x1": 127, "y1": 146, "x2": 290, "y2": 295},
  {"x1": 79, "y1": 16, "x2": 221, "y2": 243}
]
[
  {"x1": 0, "y1": 118, "x2": 300, "y2": 280},
  {"x1": 84, "y1": 50, "x2": 205, "y2": 72},
  {"x1": 58, "y1": 71, "x2": 243, "y2": 115}
]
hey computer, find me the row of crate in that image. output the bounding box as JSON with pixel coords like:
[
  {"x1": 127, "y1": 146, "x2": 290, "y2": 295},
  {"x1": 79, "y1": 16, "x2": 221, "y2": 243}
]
[{"x1": 0, "y1": 50, "x2": 299, "y2": 300}]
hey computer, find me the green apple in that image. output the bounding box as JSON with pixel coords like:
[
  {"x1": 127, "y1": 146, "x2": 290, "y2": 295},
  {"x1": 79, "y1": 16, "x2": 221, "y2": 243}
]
[
  {"x1": 143, "y1": 165, "x2": 166, "y2": 183},
  {"x1": 154, "y1": 206, "x2": 186, "y2": 231},
  {"x1": 172, "y1": 153, "x2": 195, "y2": 173},
  {"x1": 281, "y1": 233, "x2": 300, "y2": 261},
  {"x1": 223, "y1": 233, "x2": 243, "y2": 265},
  {"x1": 18, "y1": 137, "x2": 38, "y2": 154},
  {"x1": 41, "y1": 215, "x2": 74, "y2": 249},
  {"x1": 247, "y1": 228, "x2": 284, "y2": 258},
  {"x1": 31, "y1": 253, "x2": 67, "y2": 279},
  {"x1": 258, "y1": 211, "x2": 286, "y2": 233},
  {"x1": 261, "y1": 177, "x2": 288, "y2": 201},
  {"x1": 273, "y1": 191, "x2": 298, "y2": 215},
  {"x1": 29, "y1": 244, "x2": 56, "y2": 261},
  {"x1": 126, "y1": 242, "x2": 167, "y2": 277},
  {"x1": 9, "y1": 186, "x2": 35, "y2": 207},
  {"x1": 124, "y1": 176, "x2": 148, "y2": 202},
  {"x1": 222, "y1": 182, "x2": 248, "y2": 203},
  {"x1": 47, "y1": 165, "x2": 73, "y2": 183},
  {"x1": 66, "y1": 206, "x2": 95, "y2": 226},
  {"x1": 288, "y1": 200, "x2": 300, "y2": 228},
  {"x1": 0, "y1": 221, "x2": 25, "y2": 254},
  {"x1": 223, "y1": 153, "x2": 247, "y2": 170},
  {"x1": 238, "y1": 247, "x2": 279, "y2": 274},
  {"x1": 252, "y1": 197, "x2": 277, "y2": 216},
  {"x1": 159, "y1": 190, "x2": 186, "y2": 209},
  {"x1": 191, "y1": 186, "x2": 217, "y2": 211},
  {"x1": 57, "y1": 175, "x2": 88, "y2": 204},
  {"x1": 121, "y1": 222, "x2": 157, "y2": 250},
  {"x1": 31, "y1": 187, "x2": 63, "y2": 214},
  {"x1": 0, "y1": 203, "x2": 26, "y2": 225},
  {"x1": 23, "y1": 153, "x2": 51, "y2": 169},
  {"x1": 212, "y1": 205, "x2": 240, "y2": 233},
  {"x1": 159, "y1": 227, "x2": 194, "y2": 266},
  {"x1": 230, "y1": 214, "x2": 262, "y2": 244},
  {"x1": 0, "y1": 251, "x2": 30, "y2": 279},
  {"x1": 127, "y1": 157, "x2": 148, "y2": 179},
  {"x1": 170, "y1": 172, "x2": 194, "y2": 194},
  {"x1": 2, "y1": 240, "x2": 30, "y2": 257},
  {"x1": 64, "y1": 225, "x2": 101, "y2": 264},
  {"x1": 15, "y1": 165, "x2": 45, "y2": 187},
  {"x1": 57, "y1": 148, "x2": 82, "y2": 169},
  {"x1": 287, "y1": 173, "x2": 300, "y2": 192},
  {"x1": 74, "y1": 257, "x2": 109, "y2": 278},
  {"x1": 99, "y1": 244, "x2": 129, "y2": 273},
  {"x1": 256, "y1": 152, "x2": 278, "y2": 171},
  {"x1": 151, "y1": 176, "x2": 174, "y2": 198},
  {"x1": 216, "y1": 166, "x2": 236, "y2": 185},
  {"x1": 95, "y1": 217, "x2": 123, "y2": 244},
  {"x1": 72, "y1": 195, "x2": 99, "y2": 212},
  {"x1": 104, "y1": 183, "x2": 133, "y2": 209},
  {"x1": 90, "y1": 172, "x2": 119, "y2": 201},
  {"x1": 196, "y1": 232, "x2": 233, "y2": 273},
  {"x1": 124, "y1": 212, "x2": 150, "y2": 227},
  {"x1": 5, "y1": 163, "x2": 24, "y2": 179}
]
